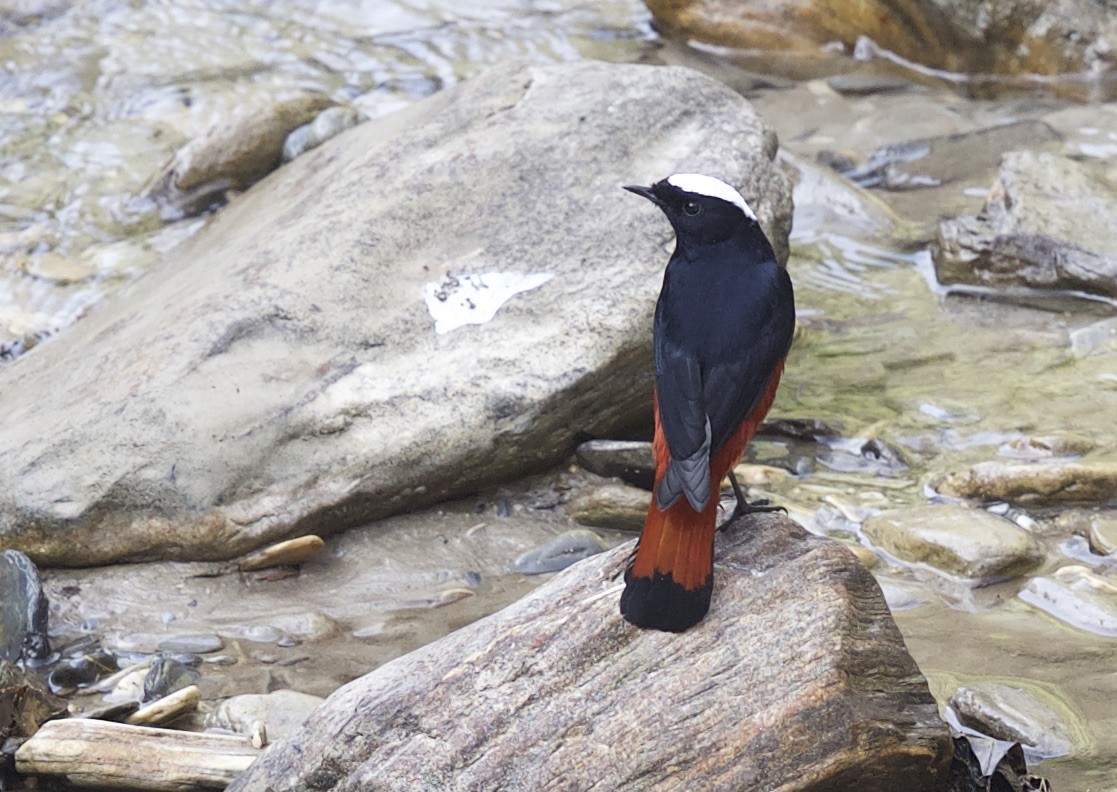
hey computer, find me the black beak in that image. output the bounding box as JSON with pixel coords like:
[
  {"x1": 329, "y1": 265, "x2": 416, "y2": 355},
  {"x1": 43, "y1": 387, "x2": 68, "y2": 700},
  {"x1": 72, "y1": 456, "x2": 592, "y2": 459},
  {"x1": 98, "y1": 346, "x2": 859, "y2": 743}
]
[{"x1": 623, "y1": 183, "x2": 665, "y2": 208}]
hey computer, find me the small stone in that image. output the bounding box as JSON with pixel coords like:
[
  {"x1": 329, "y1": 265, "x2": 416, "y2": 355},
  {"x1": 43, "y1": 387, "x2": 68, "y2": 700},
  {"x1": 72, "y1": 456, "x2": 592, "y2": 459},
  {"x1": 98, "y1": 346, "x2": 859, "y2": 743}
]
[
  {"x1": 103, "y1": 666, "x2": 150, "y2": 704},
  {"x1": 999, "y1": 434, "x2": 1096, "y2": 460},
  {"x1": 1019, "y1": 565, "x2": 1117, "y2": 637},
  {"x1": 434, "y1": 588, "x2": 475, "y2": 607},
  {"x1": 142, "y1": 656, "x2": 198, "y2": 703},
  {"x1": 825, "y1": 72, "x2": 915, "y2": 96},
  {"x1": 0, "y1": 550, "x2": 50, "y2": 665},
  {"x1": 1088, "y1": 516, "x2": 1117, "y2": 556},
  {"x1": 157, "y1": 634, "x2": 224, "y2": 655},
  {"x1": 862, "y1": 505, "x2": 1043, "y2": 582},
  {"x1": 732, "y1": 463, "x2": 791, "y2": 489},
  {"x1": 250, "y1": 720, "x2": 268, "y2": 749},
  {"x1": 240, "y1": 625, "x2": 283, "y2": 644},
  {"x1": 514, "y1": 530, "x2": 608, "y2": 575},
  {"x1": 282, "y1": 105, "x2": 364, "y2": 162},
  {"x1": 950, "y1": 681, "x2": 1081, "y2": 758},
  {"x1": 574, "y1": 440, "x2": 655, "y2": 490},
  {"x1": 19, "y1": 252, "x2": 96, "y2": 284},
  {"x1": 237, "y1": 535, "x2": 325, "y2": 572},
  {"x1": 565, "y1": 484, "x2": 648, "y2": 532},
  {"x1": 207, "y1": 690, "x2": 324, "y2": 742},
  {"x1": 932, "y1": 462, "x2": 1117, "y2": 506}
]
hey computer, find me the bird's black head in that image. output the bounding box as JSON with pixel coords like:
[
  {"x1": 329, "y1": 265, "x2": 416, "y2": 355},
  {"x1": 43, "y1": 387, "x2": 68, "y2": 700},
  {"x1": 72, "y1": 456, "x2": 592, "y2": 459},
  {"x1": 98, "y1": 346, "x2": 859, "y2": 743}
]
[{"x1": 624, "y1": 173, "x2": 759, "y2": 248}]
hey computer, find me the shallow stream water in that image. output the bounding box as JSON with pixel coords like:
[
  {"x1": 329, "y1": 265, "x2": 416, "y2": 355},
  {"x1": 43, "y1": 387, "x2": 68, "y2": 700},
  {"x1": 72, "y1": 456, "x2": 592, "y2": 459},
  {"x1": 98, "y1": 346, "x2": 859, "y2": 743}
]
[{"x1": 4, "y1": 1, "x2": 1117, "y2": 789}]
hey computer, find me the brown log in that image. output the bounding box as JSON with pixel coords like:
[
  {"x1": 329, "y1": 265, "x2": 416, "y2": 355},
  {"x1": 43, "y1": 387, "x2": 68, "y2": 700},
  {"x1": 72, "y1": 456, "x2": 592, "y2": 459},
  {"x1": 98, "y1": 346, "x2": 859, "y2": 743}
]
[{"x1": 16, "y1": 718, "x2": 259, "y2": 790}]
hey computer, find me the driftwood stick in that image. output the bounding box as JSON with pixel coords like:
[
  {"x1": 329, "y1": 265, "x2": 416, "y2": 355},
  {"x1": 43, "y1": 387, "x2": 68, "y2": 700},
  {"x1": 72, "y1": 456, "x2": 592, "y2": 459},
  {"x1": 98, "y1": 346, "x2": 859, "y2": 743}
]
[
  {"x1": 125, "y1": 684, "x2": 200, "y2": 727},
  {"x1": 16, "y1": 718, "x2": 260, "y2": 791}
]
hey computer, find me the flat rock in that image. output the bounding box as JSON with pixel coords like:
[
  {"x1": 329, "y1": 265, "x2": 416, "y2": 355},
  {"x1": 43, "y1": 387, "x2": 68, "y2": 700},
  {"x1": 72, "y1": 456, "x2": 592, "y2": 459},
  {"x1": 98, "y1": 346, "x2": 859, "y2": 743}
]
[
  {"x1": 861, "y1": 505, "x2": 1043, "y2": 582},
  {"x1": 513, "y1": 529, "x2": 607, "y2": 574},
  {"x1": 208, "y1": 690, "x2": 324, "y2": 742},
  {"x1": 0, "y1": 61, "x2": 792, "y2": 566},
  {"x1": 643, "y1": 0, "x2": 1117, "y2": 76},
  {"x1": 950, "y1": 680, "x2": 1083, "y2": 758},
  {"x1": 934, "y1": 152, "x2": 1117, "y2": 301},
  {"x1": 565, "y1": 483, "x2": 648, "y2": 532},
  {"x1": 932, "y1": 461, "x2": 1117, "y2": 506},
  {"x1": 574, "y1": 440, "x2": 655, "y2": 490},
  {"x1": 228, "y1": 514, "x2": 951, "y2": 792}
]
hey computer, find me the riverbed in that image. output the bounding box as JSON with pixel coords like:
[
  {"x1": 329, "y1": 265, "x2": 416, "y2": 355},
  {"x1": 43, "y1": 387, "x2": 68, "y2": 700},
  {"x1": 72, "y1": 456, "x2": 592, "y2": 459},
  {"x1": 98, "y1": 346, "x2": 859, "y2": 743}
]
[{"x1": 3, "y1": 1, "x2": 1117, "y2": 789}]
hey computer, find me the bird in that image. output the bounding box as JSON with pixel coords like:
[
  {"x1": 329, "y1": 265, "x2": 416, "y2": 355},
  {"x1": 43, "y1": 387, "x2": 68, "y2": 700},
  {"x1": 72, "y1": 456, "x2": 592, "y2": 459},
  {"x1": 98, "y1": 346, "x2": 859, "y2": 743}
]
[{"x1": 619, "y1": 173, "x2": 795, "y2": 632}]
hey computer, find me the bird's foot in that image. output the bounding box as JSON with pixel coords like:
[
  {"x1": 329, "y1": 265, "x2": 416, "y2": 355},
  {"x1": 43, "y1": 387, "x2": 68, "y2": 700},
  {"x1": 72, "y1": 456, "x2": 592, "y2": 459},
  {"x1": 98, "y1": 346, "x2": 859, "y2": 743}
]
[{"x1": 730, "y1": 498, "x2": 787, "y2": 520}]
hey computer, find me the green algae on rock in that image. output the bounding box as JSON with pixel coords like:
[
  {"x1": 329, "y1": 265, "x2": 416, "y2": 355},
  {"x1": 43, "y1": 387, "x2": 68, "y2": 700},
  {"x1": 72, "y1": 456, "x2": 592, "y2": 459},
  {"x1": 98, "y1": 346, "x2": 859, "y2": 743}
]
[
  {"x1": 932, "y1": 462, "x2": 1117, "y2": 506},
  {"x1": 862, "y1": 505, "x2": 1043, "y2": 582}
]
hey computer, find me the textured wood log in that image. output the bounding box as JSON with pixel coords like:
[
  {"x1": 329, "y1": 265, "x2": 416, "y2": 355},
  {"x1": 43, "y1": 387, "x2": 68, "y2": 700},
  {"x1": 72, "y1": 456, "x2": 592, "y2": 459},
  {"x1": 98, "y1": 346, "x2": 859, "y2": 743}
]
[
  {"x1": 16, "y1": 718, "x2": 259, "y2": 790},
  {"x1": 230, "y1": 514, "x2": 951, "y2": 791}
]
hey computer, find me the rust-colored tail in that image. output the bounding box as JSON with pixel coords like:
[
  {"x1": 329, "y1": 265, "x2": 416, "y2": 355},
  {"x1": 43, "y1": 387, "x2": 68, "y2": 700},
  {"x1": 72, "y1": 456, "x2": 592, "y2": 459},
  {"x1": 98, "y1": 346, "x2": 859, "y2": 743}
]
[
  {"x1": 619, "y1": 494, "x2": 718, "y2": 632},
  {"x1": 621, "y1": 361, "x2": 786, "y2": 632}
]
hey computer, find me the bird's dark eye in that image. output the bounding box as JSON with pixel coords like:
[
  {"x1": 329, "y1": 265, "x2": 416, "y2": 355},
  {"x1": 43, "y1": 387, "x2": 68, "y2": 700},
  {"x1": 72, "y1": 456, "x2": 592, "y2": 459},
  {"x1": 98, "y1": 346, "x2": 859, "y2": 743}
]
[{"x1": 683, "y1": 200, "x2": 701, "y2": 216}]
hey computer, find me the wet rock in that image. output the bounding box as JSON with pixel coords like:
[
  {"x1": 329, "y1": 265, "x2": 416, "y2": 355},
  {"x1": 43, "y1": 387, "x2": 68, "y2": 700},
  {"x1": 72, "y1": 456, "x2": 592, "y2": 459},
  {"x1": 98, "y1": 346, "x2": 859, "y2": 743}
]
[
  {"x1": 0, "y1": 61, "x2": 792, "y2": 566},
  {"x1": 208, "y1": 690, "x2": 324, "y2": 742},
  {"x1": 229, "y1": 515, "x2": 951, "y2": 792},
  {"x1": 825, "y1": 71, "x2": 917, "y2": 96},
  {"x1": 104, "y1": 665, "x2": 151, "y2": 703},
  {"x1": 842, "y1": 122, "x2": 1059, "y2": 192},
  {"x1": 877, "y1": 578, "x2": 929, "y2": 611},
  {"x1": 514, "y1": 529, "x2": 607, "y2": 574},
  {"x1": 1088, "y1": 517, "x2": 1117, "y2": 556},
  {"x1": 935, "y1": 153, "x2": 1117, "y2": 301},
  {"x1": 282, "y1": 105, "x2": 364, "y2": 162},
  {"x1": 47, "y1": 649, "x2": 117, "y2": 694},
  {"x1": 573, "y1": 440, "x2": 655, "y2": 490},
  {"x1": 1019, "y1": 565, "x2": 1117, "y2": 636},
  {"x1": 950, "y1": 680, "x2": 1082, "y2": 758},
  {"x1": 565, "y1": 484, "x2": 647, "y2": 532},
  {"x1": 71, "y1": 701, "x2": 139, "y2": 723},
  {"x1": 0, "y1": 550, "x2": 50, "y2": 664},
  {"x1": 142, "y1": 93, "x2": 334, "y2": 218},
  {"x1": 731, "y1": 462, "x2": 791, "y2": 489},
  {"x1": 932, "y1": 461, "x2": 1117, "y2": 506},
  {"x1": 156, "y1": 634, "x2": 224, "y2": 655},
  {"x1": 0, "y1": 659, "x2": 66, "y2": 739},
  {"x1": 236, "y1": 535, "x2": 324, "y2": 572},
  {"x1": 142, "y1": 656, "x2": 198, "y2": 703},
  {"x1": 643, "y1": 0, "x2": 1117, "y2": 76},
  {"x1": 998, "y1": 434, "x2": 1095, "y2": 460},
  {"x1": 862, "y1": 505, "x2": 1043, "y2": 582}
]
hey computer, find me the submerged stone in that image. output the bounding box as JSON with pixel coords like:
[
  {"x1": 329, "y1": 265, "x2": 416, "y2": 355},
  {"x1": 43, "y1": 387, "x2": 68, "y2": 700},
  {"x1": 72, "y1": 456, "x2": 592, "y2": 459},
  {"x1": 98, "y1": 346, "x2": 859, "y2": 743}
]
[
  {"x1": 514, "y1": 530, "x2": 607, "y2": 575},
  {"x1": 862, "y1": 505, "x2": 1043, "y2": 582},
  {"x1": 1018, "y1": 565, "x2": 1117, "y2": 637},
  {"x1": 950, "y1": 680, "x2": 1084, "y2": 758}
]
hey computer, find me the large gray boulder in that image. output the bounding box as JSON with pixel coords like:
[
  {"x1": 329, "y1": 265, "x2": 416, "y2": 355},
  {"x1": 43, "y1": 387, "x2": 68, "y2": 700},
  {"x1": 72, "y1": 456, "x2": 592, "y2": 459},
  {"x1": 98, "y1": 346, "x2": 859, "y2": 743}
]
[
  {"x1": 0, "y1": 60, "x2": 792, "y2": 566},
  {"x1": 644, "y1": 0, "x2": 1117, "y2": 76},
  {"x1": 934, "y1": 152, "x2": 1117, "y2": 301},
  {"x1": 229, "y1": 514, "x2": 951, "y2": 792}
]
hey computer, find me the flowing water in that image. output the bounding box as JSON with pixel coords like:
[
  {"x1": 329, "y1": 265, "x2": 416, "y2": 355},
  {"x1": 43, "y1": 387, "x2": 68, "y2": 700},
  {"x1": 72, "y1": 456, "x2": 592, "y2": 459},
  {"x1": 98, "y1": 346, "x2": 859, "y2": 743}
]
[{"x1": 4, "y1": 1, "x2": 1117, "y2": 789}]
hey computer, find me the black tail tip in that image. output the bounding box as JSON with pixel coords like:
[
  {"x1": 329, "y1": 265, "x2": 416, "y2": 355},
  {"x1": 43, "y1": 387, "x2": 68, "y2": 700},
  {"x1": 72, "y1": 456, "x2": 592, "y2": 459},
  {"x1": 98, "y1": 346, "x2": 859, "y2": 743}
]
[{"x1": 619, "y1": 570, "x2": 713, "y2": 633}]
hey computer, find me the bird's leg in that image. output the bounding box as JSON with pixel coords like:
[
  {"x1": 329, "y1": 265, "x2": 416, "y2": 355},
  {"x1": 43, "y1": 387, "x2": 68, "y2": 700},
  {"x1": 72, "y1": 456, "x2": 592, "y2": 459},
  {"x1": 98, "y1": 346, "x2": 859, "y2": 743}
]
[{"x1": 723, "y1": 471, "x2": 786, "y2": 529}]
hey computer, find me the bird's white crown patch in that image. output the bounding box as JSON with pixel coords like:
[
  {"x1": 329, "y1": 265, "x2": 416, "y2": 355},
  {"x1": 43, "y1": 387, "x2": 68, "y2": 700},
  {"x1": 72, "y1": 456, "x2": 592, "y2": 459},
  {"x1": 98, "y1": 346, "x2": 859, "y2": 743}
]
[{"x1": 666, "y1": 173, "x2": 756, "y2": 221}]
